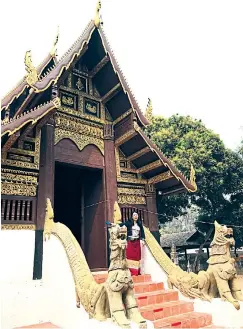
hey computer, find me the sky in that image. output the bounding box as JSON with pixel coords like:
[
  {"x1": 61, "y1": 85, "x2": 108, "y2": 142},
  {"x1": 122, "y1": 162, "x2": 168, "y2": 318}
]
[{"x1": 1, "y1": 0, "x2": 243, "y2": 150}]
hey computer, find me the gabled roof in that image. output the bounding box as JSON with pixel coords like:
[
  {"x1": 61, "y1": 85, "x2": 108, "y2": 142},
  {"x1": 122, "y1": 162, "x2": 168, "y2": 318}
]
[
  {"x1": 1, "y1": 98, "x2": 60, "y2": 137},
  {"x1": 1, "y1": 14, "x2": 197, "y2": 194},
  {"x1": 115, "y1": 121, "x2": 197, "y2": 193},
  {"x1": 138, "y1": 129, "x2": 197, "y2": 193},
  {"x1": 1, "y1": 53, "x2": 57, "y2": 111},
  {"x1": 160, "y1": 230, "x2": 207, "y2": 248},
  {"x1": 1, "y1": 20, "x2": 148, "y2": 127}
]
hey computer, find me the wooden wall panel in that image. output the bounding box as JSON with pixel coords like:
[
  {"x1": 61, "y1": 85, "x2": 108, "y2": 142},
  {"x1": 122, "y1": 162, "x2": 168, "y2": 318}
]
[{"x1": 55, "y1": 139, "x2": 104, "y2": 169}]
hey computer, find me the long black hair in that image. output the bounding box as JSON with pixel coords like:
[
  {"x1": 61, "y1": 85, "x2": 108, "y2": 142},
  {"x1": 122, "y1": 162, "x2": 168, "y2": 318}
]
[{"x1": 128, "y1": 217, "x2": 143, "y2": 226}]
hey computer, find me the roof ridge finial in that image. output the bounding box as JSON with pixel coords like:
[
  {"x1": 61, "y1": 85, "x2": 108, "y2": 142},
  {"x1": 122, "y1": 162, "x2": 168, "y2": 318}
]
[
  {"x1": 24, "y1": 50, "x2": 38, "y2": 86},
  {"x1": 94, "y1": 1, "x2": 103, "y2": 27},
  {"x1": 189, "y1": 164, "x2": 197, "y2": 191},
  {"x1": 113, "y1": 201, "x2": 122, "y2": 224},
  {"x1": 50, "y1": 25, "x2": 59, "y2": 57},
  {"x1": 145, "y1": 98, "x2": 153, "y2": 123}
]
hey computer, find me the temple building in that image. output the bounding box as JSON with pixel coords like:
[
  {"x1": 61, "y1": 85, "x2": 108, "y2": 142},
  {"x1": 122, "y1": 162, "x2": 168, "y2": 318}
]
[{"x1": 1, "y1": 4, "x2": 197, "y2": 274}]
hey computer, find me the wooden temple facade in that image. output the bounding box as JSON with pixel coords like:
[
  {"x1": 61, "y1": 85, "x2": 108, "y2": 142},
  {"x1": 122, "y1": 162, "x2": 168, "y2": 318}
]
[{"x1": 1, "y1": 8, "x2": 197, "y2": 273}]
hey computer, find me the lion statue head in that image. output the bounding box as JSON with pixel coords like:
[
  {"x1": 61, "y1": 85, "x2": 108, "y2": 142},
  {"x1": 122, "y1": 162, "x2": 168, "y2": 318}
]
[{"x1": 211, "y1": 221, "x2": 235, "y2": 247}]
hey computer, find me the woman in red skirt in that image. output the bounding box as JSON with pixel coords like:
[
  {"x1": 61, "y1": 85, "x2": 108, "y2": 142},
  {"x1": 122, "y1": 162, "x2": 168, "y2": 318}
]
[{"x1": 121, "y1": 212, "x2": 145, "y2": 276}]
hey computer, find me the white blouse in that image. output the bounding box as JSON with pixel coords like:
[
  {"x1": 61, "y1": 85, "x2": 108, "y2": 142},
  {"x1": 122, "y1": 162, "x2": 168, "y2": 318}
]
[{"x1": 131, "y1": 223, "x2": 140, "y2": 239}]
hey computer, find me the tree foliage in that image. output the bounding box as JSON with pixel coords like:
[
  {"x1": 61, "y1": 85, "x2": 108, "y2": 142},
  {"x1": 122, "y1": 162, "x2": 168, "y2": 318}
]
[
  {"x1": 239, "y1": 138, "x2": 243, "y2": 158},
  {"x1": 146, "y1": 115, "x2": 243, "y2": 247}
]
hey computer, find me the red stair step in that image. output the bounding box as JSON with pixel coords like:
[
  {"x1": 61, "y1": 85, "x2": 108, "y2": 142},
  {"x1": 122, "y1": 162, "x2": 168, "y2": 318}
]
[
  {"x1": 201, "y1": 327, "x2": 229, "y2": 329},
  {"x1": 134, "y1": 281, "x2": 164, "y2": 294},
  {"x1": 93, "y1": 273, "x2": 152, "y2": 284},
  {"x1": 92, "y1": 273, "x2": 213, "y2": 329},
  {"x1": 15, "y1": 323, "x2": 60, "y2": 328},
  {"x1": 202, "y1": 326, "x2": 243, "y2": 329},
  {"x1": 153, "y1": 312, "x2": 212, "y2": 328},
  {"x1": 140, "y1": 300, "x2": 194, "y2": 321},
  {"x1": 136, "y1": 289, "x2": 179, "y2": 307},
  {"x1": 132, "y1": 274, "x2": 151, "y2": 283},
  {"x1": 93, "y1": 273, "x2": 108, "y2": 283}
]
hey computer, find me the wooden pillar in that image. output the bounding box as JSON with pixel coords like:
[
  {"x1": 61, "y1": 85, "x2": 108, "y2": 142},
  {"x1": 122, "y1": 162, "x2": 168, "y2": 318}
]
[
  {"x1": 104, "y1": 123, "x2": 118, "y2": 223},
  {"x1": 36, "y1": 117, "x2": 55, "y2": 229},
  {"x1": 33, "y1": 87, "x2": 57, "y2": 280},
  {"x1": 185, "y1": 248, "x2": 188, "y2": 262},
  {"x1": 145, "y1": 184, "x2": 160, "y2": 242}
]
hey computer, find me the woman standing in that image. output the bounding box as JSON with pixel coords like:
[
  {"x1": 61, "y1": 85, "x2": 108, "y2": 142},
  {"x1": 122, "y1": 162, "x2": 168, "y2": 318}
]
[{"x1": 121, "y1": 212, "x2": 145, "y2": 276}]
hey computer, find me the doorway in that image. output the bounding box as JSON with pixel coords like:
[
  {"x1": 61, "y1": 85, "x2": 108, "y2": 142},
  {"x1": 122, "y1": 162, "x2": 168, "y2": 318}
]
[
  {"x1": 54, "y1": 162, "x2": 84, "y2": 248},
  {"x1": 54, "y1": 161, "x2": 107, "y2": 269}
]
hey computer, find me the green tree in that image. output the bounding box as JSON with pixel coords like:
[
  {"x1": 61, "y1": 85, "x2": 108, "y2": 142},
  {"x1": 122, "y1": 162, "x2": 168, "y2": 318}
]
[
  {"x1": 146, "y1": 115, "x2": 243, "y2": 248},
  {"x1": 239, "y1": 138, "x2": 243, "y2": 158}
]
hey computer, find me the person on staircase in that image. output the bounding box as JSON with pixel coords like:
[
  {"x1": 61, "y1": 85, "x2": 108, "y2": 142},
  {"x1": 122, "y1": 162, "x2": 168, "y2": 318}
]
[{"x1": 121, "y1": 212, "x2": 145, "y2": 276}]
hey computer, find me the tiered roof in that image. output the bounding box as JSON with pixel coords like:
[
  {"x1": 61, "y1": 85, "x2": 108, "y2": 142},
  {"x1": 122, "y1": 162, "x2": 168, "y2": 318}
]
[
  {"x1": 1, "y1": 53, "x2": 56, "y2": 111},
  {"x1": 1, "y1": 6, "x2": 197, "y2": 195}
]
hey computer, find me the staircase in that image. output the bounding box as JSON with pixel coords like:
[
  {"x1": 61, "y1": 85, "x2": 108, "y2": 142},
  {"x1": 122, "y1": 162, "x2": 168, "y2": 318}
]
[
  {"x1": 15, "y1": 273, "x2": 238, "y2": 328},
  {"x1": 94, "y1": 272, "x2": 213, "y2": 329}
]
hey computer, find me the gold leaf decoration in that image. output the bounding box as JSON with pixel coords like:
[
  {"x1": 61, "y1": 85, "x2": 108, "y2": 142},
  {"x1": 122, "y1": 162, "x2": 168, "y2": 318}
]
[
  {"x1": 50, "y1": 25, "x2": 59, "y2": 57},
  {"x1": 62, "y1": 96, "x2": 74, "y2": 106},
  {"x1": 145, "y1": 98, "x2": 153, "y2": 123},
  {"x1": 189, "y1": 164, "x2": 197, "y2": 191},
  {"x1": 1, "y1": 182, "x2": 37, "y2": 196},
  {"x1": 94, "y1": 1, "x2": 103, "y2": 27},
  {"x1": 118, "y1": 194, "x2": 146, "y2": 205},
  {"x1": 24, "y1": 50, "x2": 38, "y2": 86},
  {"x1": 76, "y1": 77, "x2": 84, "y2": 91}
]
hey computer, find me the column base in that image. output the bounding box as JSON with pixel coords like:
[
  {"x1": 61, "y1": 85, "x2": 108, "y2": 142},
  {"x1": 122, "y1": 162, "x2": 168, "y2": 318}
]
[{"x1": 33, "y1": 230, "x2": 43, "y2": 280}]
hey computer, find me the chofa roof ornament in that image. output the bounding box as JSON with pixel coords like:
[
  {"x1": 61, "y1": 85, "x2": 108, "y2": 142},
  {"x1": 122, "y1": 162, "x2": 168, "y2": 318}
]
[
  {"x1": 50, "y1": 25, "x2": 59, "y2": 57},
  {"x1": 145, "y1": 98, "x2": 153, "y2": 124},
  {"x1": 113, "y1": 201, "x2": 122, "y2": 224},
  {"x1": 189, "y1": 164, "x2": 197, "y2": 191},
  {"x1": 94, "y1": 1, "x2": 103, "y2": 28},
  {"x1": 24, "y1": 50, "x2": 38, "y2": 86}
]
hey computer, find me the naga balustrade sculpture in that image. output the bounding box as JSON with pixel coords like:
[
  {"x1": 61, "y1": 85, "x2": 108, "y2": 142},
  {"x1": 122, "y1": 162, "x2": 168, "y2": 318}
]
[
  {"x1": 44, "y1": 198, "x2": 146, "y2": 328},
  {"x1": 145, "y1": 221, "x2": 243, "y2": 310}
]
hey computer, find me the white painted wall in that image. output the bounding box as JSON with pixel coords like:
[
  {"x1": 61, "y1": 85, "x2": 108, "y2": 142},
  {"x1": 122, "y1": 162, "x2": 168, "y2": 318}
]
[
  {"x1": 1, "y1": 231, "x2": 153, "y2": 329},
  {"x1": 0, "y1": 230, "x2": 35, "y2": 281},
  {"x1": 141, "y1": 245, "x2": 169, "y2": 289},
  {"x1": 194, "y1": 298, "x2": 243, "y2": 327}
]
